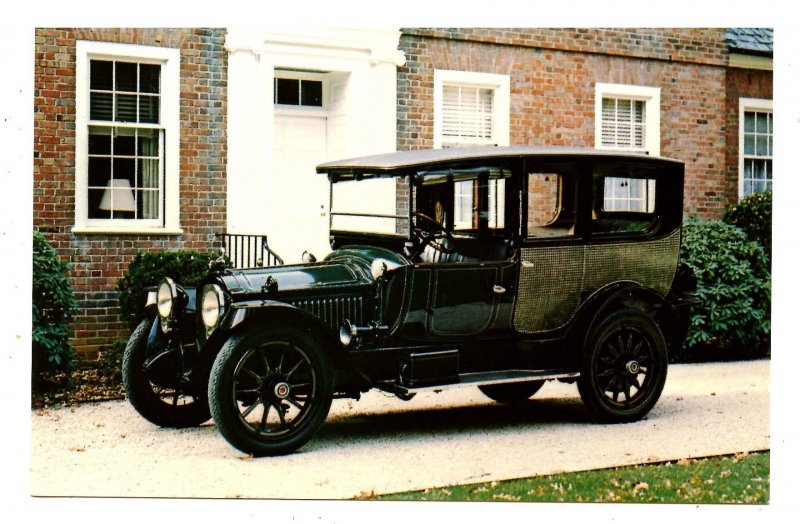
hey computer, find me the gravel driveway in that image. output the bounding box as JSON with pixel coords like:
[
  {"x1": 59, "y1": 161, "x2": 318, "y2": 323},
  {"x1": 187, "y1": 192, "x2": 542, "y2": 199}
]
[{"x1": 30, "y1": 359, "x2": 770, "y2": 499}]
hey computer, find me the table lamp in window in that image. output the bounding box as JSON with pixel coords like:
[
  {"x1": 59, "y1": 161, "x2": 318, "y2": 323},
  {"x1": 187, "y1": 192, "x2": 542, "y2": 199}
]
[{"x1": 99, "y1": 179, "x2": 136, "y2": 218}]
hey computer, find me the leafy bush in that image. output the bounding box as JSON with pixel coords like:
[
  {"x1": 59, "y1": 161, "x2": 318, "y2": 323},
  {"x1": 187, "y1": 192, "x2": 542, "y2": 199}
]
[
  {"x1": 32, "y1": 231, "x2": 78, "y2": 389},
  {"x1": 723, "y1": 190, "x2": 771, "y2": 266},
  {"x1": 117, "y1": 250, "x2": 219, "y2": 328},
  {"x1": 680, "y1": 217, "x2": 771, "y2": 354},
  {"x1": 99, "y1": 337, "x2": 128, "y2": 384}
]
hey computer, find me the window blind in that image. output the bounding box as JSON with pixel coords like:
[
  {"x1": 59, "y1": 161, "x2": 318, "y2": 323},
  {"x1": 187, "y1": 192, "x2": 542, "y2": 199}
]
[
  {"x1": 601, "y1": 98, "x2": 645, "y2": 150},
  {"x1": 441, "y1": 85, "x2": 493, "y2": 145}
]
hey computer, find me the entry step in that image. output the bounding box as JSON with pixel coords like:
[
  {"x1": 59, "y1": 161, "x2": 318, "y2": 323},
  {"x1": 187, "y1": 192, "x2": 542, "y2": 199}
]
[{"x1": 394, "y1": 369, "x2": 579, "y2": 394}]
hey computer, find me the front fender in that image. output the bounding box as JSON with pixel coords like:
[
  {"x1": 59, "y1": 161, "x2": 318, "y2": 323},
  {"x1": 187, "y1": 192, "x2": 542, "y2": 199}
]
[
  {"x1": 145, "y1": 316, "x2": 167, "y2": 357},
  {"x1": 191, "y1": 300, "x2": 355, "y2": 394},
  {"x1": 217, "y1": 300, "x2": 340, "y2": 343}
]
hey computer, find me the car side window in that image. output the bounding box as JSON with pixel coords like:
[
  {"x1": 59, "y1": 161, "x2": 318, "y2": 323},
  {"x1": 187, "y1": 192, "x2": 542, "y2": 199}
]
[
  {"x1": 526, "y1": 172, "x2": 575, "y2": 238},
  {"x1": 415, "y1": 166, "x2": 510, "y2": 235},
  {"x1": 592, "y1": 163, "x2": 659, "y2": 234},
  {"x1": 453, "y1": 177, "x2": 506, "y2": 231}
]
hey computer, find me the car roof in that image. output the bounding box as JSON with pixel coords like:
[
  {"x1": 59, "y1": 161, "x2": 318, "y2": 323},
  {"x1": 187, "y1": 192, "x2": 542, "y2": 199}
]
[{"x1": 317, "y1": 145, "x2": 683, "y2": 180}]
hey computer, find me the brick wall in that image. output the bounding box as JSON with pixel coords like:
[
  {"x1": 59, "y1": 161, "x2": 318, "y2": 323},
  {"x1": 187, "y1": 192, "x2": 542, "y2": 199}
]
[
  {"x1": 33, "y1": 28, "x2": 228, "y2": 360},
  {"x1": 397, "y1": 28, "x2": 734, "y2": 218}
]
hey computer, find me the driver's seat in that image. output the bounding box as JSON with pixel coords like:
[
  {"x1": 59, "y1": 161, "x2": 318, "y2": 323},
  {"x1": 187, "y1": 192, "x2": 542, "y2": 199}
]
[{"x1": 419, "y1": 237, "x2": 474, "y2": 264}]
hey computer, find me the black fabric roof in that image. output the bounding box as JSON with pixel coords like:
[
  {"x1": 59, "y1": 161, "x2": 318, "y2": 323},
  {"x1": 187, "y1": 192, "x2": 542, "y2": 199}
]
[
  {"x1": 726, "y1": 28, "x2": 773, "y2": 55},
  {"x1": 317, "y1": 146, "x2": 681, "y2": 179}
]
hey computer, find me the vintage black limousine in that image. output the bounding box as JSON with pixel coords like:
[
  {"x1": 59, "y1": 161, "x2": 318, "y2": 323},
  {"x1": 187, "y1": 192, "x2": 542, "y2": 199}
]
[{"x1": 122, "y1": 146, "x2": 698, "y2": 456}]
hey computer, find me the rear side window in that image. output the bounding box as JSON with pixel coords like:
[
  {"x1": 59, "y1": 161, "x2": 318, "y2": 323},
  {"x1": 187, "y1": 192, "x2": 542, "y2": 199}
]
[
  {"x1": 592, "y1": 163, "x2": 659, "y2": 234},
  {"x1": 526, "y1": 170, "x2": 577, "y2": 238}
]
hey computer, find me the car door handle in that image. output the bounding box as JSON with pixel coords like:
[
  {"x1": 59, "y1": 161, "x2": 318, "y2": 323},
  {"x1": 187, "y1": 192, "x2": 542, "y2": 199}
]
[
  {"x1": 521, "y1": 260, "x2": 534, "y2": 268},
  {"x1": 493, "y1": 285, "x2": 506, "y2": 294}
]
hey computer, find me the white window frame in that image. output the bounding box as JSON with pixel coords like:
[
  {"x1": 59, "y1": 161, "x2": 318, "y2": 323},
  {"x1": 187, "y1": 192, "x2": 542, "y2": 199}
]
[
  {"x1": 595, "y1": 83, "x2": 660, "y2": 212},
  {"x1": 434, "y1": 70, "x2": 509, "y2": 228},
  {"x1": 595, "y1": 83, "x2": 661, "y2": 156},
  {"x1": 738, "y1": 98, "x2": 773, "y2": 199},
  {"x1": 433, "y1": 70, "x2": 510, "y2": 150},
  {"x1": 73, "y1": 40, "x2": 181, "y2": 234}
]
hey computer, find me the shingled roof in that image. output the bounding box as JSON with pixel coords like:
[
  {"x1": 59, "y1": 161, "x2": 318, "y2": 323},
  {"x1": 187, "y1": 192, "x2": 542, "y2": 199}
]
[{"x1": 725, "y1": 28, "x2": 773, "y2": 56}]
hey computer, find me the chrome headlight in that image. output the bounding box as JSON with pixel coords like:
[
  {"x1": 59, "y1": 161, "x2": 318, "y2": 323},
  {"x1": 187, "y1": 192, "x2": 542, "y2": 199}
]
[
  {"x1": 157, "y1": 278, "x2": 177, "y2": 319},
  {"x1": 201, "y1": 284, "x2": 226, "y2": 331}
]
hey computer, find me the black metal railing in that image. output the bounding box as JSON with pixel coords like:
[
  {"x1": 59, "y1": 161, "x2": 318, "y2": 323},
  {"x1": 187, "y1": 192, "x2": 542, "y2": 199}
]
[{"x1": 216, "y1": 233, "x2": 284, "y2": 269}]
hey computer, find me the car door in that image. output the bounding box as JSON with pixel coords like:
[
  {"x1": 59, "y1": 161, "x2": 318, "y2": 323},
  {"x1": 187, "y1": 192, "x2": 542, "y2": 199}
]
[
  {"x1": 391, "y1": 258, "x2": 513, "y2": 340},
  {"x1": 513, "y1": 166, "x2": 587, "y2": 334},
  {"x1": 427, "y1": 261, "x2": 506, "y2": 336}
]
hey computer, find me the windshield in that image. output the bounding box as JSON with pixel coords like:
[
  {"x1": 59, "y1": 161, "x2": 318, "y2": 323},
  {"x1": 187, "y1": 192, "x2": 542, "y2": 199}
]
[{"x1": 330, "y1": 176, "x2": 406, "y2": 235}]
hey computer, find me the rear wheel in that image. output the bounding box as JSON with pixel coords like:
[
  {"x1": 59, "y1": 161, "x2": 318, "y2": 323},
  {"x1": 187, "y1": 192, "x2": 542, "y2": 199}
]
[
  {"x1": 208, "y1": 326, "x2": 334, "y2": 456},
  {"x1": 122, "y1": 318, "x2": 211, "y2": 428},
  {"x1": 479, "y1": 381, "x2": 544, "y2": 403},
  {"x1": 578, "y1": 308, "x2": 668, "y2": 423}
]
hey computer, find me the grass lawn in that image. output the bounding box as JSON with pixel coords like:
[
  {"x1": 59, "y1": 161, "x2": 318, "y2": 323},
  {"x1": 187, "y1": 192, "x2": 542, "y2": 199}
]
[{"x1": 371, "y1": 451, "x2": 769, "y2": 504}]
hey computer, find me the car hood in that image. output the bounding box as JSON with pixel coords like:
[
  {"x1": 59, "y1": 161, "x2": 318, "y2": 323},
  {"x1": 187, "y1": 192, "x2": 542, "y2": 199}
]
[{"x1": 218, "y1": 246, "x2": 409, "y2": 298}]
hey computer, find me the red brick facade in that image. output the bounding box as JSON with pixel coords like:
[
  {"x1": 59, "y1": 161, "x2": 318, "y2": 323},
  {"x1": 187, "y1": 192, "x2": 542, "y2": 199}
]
[
  {"x1": 396, "y1": 28, "x2": 761, "y2": 218},
  {"x1": 33, "y1": 28, "x2": 227, "y2": 359},
  {"x1": 33, "y1": 28, "x2": 771, "y2": 360}
]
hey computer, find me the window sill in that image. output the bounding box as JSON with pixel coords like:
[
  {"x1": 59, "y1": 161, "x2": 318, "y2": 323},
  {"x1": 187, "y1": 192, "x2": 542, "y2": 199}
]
[{"x1": 71, "y1": 226, "x2": 183, "y2": 236}]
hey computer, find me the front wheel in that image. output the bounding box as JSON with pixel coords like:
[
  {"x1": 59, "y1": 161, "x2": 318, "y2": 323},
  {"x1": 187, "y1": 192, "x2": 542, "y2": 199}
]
[
  {"x1": 577, "y1": 308, "x2": 668, "y2": 423},
  {"x1": 208, "y1": 326, "x2": 334, "y2": 456},
  {"x1": 122, "y1": 318, "x2": 211, "y2": 428}
]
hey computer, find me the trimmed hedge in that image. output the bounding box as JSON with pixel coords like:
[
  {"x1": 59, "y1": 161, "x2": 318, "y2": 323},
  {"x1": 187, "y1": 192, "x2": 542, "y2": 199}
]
[
  {"x1": 723, "y1": 190, "x2": 772, "y2": 266},
  {"x1": 116, "y1": 250, "x2": 220, "y2": 328},
  {"x1": 32, "y1": 231, "x2": 78, "y2": 388},
  {"x1": 679, "y1": 217, "x2": 771, "y2": 354}
]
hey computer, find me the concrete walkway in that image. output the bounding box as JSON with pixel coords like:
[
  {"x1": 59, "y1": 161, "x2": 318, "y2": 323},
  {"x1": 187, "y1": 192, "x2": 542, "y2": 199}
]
[{"x1": 30, "y1": 359, "x2": 770, "y2": 499}]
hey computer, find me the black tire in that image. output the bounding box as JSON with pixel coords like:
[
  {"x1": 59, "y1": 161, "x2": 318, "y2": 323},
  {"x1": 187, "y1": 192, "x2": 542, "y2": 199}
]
[
  {"x1": 578, "y1": 308, "x2": 668, "y2": 423},
  {"x1": 122, "y1": 318, "x2": 211, "y2": 428},
  {"x1": 208, "y1": 326, "x2": 334, "y2": 456},
  {"x1": 478, "y1": 381, "x2": 544, "y2": 403}
]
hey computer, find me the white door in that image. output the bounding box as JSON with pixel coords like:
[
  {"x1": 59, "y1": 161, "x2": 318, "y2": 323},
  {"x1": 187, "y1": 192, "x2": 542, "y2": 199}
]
[{"x1": 271, "y1": 113, "x2": 330, "y2": 263}]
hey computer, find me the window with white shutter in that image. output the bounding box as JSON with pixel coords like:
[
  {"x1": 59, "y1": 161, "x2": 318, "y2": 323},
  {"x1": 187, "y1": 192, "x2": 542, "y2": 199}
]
[
  {"x1": 434, "y1": 70, "x2": 509, "y2": 150},
  {"x1": 441, "y1": 84, "x2": 494, "y2": 146},
  {"x1": 600, "y1": 98, "x2": 646, "y2": 151},
  {"x1": 434, "y1": 70, "x2": 509, "y2": 223},
  {"x1": 595, "y1": 84, "x2": 660, "y2": 211}
]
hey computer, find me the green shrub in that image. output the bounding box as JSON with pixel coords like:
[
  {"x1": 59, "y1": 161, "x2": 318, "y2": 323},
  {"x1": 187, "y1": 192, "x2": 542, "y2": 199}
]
[
  {"x1": 117, "y1": 250, "x2": 219, "y2": 328},
  {"x1": 680, "y1": 217, "x2": 770, "y2": 353},
  {"x1": 32, "y1": 231, "x2": 78, "y2": 389},
  {"x1": 99, "y1": 337, "x2": 128, "y2": 384},
  {"x1": 723, "y1": 190, "x2": 772, "y2": 266}
]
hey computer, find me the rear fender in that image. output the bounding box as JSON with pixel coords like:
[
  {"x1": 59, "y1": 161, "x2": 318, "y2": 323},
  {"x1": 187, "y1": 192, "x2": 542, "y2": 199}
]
[{"x1": 569, "y1": 282, "x2": 670, "y2": 359}]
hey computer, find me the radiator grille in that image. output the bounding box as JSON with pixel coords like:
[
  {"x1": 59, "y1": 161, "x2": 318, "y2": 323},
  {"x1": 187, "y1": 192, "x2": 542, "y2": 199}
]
[{"x1": 289, "y1": 296, "x2": 365, "y2": 331}]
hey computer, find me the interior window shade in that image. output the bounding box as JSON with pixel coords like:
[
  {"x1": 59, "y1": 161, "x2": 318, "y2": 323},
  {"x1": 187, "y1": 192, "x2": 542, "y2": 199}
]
[{"x1": 442, "y1": 85, "x2": 493, "y2": 144}]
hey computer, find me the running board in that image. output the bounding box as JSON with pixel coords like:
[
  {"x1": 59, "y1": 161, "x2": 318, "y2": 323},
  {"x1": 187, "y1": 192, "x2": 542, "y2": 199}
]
[{"x1": 387, "y1": 369, "x2": 580, "y2": 395}]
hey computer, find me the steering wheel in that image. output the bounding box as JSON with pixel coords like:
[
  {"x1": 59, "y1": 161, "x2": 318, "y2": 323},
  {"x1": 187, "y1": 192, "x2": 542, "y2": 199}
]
[{"x1": 411, "y1": 211, "x2": 456, "y2": 259}]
